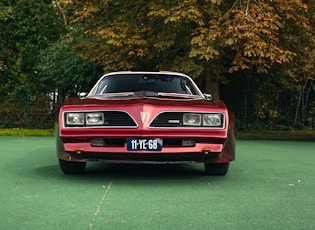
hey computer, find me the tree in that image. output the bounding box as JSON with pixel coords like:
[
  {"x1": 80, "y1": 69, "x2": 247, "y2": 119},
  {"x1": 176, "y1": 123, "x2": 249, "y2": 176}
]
[
  {"x1": 0, "y1": 0, "x2": 66, "y2": 96},
  {"x1": 0, "y1": 3, "x2": 12, "y2": 72},
  {"x1": 58, "y1": 0, "x2": 313, "y2": 99},
  {"x1": 36, "y1": 39, "x2": 102, "y2": 105},
  {"x1": 0, "y1": 0, "x2": 66, "y2": 127}
]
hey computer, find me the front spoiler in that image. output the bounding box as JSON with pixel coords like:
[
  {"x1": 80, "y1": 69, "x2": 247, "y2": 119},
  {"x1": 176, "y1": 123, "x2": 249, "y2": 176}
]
[{"x1": 59, "y1": 150, "x2": 232, "y2": 164}]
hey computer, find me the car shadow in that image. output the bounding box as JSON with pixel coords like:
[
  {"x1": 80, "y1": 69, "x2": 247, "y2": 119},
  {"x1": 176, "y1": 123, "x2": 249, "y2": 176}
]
[
  {"x1": 33, "y1": 162, "x2": 228, "y2": 184},
  {"x1": 89, "y1": 163, "x2": 204, "y2": 177}
]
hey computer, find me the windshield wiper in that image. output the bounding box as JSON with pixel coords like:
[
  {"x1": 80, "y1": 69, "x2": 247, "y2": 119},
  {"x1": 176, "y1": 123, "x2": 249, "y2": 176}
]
[
  {"x1": 157, "y1": 92, "x2": 201, "y2": 99},
  {"x1": 91, "y1": 92, "x2": 134, "y2": 97},
  {"x1": 133, "y1": 91, "x2": 159, "y2": 97}
]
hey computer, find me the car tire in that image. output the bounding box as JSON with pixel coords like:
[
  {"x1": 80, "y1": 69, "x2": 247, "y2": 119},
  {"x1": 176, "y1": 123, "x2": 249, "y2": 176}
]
[
  {"x1": 59, "y1": 159, "x2": 86, "y2": 174},
  {"x1": 204, "y1": 163, "x2": 229, "y2": 176}
]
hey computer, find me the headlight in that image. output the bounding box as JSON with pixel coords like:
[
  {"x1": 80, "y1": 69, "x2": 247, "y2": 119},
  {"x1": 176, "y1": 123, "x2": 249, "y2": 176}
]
[
  {"x1": 182, "y1": 113, "x2": 224, "y2": 127},
  {"x1": 183, "y1": 113, "x2": 201, "y2": 126},
  {"x1": 66, "y1": 113, "x2": 85, "y2": 125},
  {"x1": 203, "y1": 114, "x2": 222, "y2": 127},
  {"x1": 86, "y1": 112, "x2": 104, "y2": 125},
  {"x1": 64, "y1": 112, "x2": 104, "y2": 126}
]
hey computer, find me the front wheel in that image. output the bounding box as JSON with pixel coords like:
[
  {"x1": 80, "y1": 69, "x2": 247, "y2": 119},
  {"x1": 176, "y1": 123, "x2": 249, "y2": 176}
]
[
  {"x1": 59, "y1": 159, "x2": 86, "y2": 174},
  {"x1": 204, "y1": 163, "x2": 229, "y2": 176}
]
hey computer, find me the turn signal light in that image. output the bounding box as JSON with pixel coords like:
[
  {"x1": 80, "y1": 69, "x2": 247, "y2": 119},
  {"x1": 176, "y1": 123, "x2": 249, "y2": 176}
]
[
  {"x1": 202, "y1": 148, "x2": 211, "y2": 154},
  {"x1": 74, "y1": 147, "x2": 84, "y2": 154}
]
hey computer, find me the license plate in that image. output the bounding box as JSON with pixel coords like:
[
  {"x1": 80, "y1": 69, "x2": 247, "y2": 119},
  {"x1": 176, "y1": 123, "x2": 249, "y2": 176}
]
[{"x1": 127, "y1": 138, "x2": 163, "y2": 151}]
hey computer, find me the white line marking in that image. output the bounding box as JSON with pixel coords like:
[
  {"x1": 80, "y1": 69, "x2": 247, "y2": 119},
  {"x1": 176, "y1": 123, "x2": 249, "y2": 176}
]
[{"x1": 88, "y1": 180, "x2": 113, "y2": 229}]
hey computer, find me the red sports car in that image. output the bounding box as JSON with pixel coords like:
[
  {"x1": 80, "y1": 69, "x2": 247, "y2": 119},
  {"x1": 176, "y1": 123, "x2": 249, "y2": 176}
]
[{"x1": 56, "y1": 71, "x2": 236, "y2": 175}]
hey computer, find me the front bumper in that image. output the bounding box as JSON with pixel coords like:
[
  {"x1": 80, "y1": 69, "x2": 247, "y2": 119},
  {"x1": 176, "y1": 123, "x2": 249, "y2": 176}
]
[
  {"x1": 56, "y1": 124, "x2": 234, "y2": 164},
  {"x1": 57, "y1": 139, "x2": 230, "y2": 164}
]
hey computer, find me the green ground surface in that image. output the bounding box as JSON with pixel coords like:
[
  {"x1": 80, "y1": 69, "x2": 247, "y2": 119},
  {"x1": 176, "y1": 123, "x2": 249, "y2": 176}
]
[{"x1": 0, "y1": 137, "x2": 314, "y2": 230}]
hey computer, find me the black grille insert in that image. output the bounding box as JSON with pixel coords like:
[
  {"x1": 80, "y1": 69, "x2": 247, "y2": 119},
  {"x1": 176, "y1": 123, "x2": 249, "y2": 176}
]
[
  {"x1": 150, "y1": 112, "x2": 183, "y2": 127},
  {"x1": 103, "y1": 111, "x2": 136, "y2": 127}
]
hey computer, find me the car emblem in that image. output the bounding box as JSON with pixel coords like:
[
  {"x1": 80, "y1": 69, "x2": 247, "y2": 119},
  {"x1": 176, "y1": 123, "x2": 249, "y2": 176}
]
[{"x1": 140, "y1": 111, "x2": 147, "y2": 124}]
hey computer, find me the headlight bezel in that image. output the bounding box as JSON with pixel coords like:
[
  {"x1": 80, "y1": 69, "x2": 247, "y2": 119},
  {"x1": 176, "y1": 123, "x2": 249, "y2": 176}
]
[
  {"x1": 64, "y1": 112, "x2": 105, "y2": 127},
  {"x1": 183, "y1": 113, "x2": 224, "y2": 128}
]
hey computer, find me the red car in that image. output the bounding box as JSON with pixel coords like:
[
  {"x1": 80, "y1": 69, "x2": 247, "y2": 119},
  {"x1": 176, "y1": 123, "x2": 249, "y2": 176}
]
[{"x1": 56, "y1": 71, "x2": 236, "y2": 175}]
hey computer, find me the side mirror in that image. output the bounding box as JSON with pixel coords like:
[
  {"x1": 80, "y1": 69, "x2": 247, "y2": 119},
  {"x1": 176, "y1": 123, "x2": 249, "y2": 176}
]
[
  {"x1": 78, "y1": 92, "x2": 87, "y2": 99},
  {"x1": 203, "y1": 93, "x2": 212, "y2": 100}
]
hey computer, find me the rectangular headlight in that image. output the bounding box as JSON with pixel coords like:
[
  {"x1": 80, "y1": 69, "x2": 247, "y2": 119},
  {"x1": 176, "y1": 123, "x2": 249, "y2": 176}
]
[
  {"x1": 66, "y1": 113, "x2": 85, "y2": 126},
  {"x1": 183, "y1": 113, "x2": 201, "y2": 126},
  {"x1": 203, "y1": 114, "x2": 222, "y2": 127},
  {"x1": 86, "y1": 112, "x2": 104, "y2": 125}
]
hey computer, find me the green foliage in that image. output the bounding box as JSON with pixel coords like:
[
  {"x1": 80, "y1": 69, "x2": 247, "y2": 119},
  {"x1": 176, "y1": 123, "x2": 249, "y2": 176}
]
[
  {"x1": 0, "y1": 3, "x2": 13, "y2": 21},
  {"x1": 0, "y1": 0, "x2": 66, "y2": 95},
  {"x1": 0, "y1": 90, "x2": 55, "y2": 128},
  {"x1": 0, "y1": 0, "x2": 66, "y2": 128},
  {"x1": 36, "y1": 40, "x2": 102, "y2": 104},
  {"x1": 0, "y1": 0, "x2": 314, "y2": 129}
]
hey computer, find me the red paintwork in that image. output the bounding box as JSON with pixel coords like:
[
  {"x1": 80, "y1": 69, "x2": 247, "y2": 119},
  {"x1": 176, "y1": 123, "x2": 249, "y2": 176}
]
[
  {"x1": 57, "y1": 96, "x2": 234, "y2": 163},
  {"x1": 56, "y1": 72, "x2": 236, "y2": 166}
]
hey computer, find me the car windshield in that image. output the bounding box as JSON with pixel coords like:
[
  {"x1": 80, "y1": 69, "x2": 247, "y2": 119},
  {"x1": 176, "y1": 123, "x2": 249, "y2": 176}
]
[{"x1": 94, "y1": 74, "x2": 200, "y2": 95}]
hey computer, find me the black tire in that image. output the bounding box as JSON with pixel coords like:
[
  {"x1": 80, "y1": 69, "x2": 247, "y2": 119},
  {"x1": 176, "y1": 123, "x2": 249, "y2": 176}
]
[
  {"x1": 204, "y1": 162, "x2": 229, "y2": 176},
  {"x1": 59, "y1": 159, "x2": 86, "y2": 174}
]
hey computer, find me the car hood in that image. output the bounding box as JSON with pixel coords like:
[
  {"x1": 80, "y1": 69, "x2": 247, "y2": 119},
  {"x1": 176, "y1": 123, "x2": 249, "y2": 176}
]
[{"x1": 62, "y1": 93, "x2": 227, "y2": 109}]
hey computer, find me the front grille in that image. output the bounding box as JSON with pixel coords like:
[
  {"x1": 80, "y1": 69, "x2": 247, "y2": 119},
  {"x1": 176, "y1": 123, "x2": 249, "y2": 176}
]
[
  {"x1": 104, "y1": 111, "x2": 137, "y2": 127},
  {"x1": 150, "y1": 112, "x2": 183, "y2": 127}
]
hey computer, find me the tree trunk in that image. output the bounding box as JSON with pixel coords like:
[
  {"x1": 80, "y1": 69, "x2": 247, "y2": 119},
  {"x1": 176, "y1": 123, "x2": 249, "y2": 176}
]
[
  {"x1": 204, "y1": 68, "x2": 220, "y2": 99},
  {"x1": 202, "y1": 63, "x2": 221, "y2": 99}
]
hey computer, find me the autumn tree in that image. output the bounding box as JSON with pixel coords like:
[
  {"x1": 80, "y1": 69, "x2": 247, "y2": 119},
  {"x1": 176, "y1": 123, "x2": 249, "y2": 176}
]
[{"x1": 57, "y1": 0, "x2": 313, "y2": 100}]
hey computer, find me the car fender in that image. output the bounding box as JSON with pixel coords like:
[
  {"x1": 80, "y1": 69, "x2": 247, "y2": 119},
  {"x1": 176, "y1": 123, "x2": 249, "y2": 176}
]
[{"x1": 220, "y1": 125, "x2": 236, "y2": 162}]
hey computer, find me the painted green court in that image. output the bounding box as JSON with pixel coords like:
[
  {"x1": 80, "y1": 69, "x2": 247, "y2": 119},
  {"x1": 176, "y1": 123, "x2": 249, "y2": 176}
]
[{"x1": 0, "y1": 137, "x2": 314, "y2": 229}]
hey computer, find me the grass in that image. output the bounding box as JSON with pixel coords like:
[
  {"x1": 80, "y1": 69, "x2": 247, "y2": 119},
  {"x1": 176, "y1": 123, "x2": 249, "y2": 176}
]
[
  {"x1": 0, "y1": 128, "x2": 315, "y2": 140},
  {"x1": 0, "y1": 128, "x2": 54, "y2": 137},
  {"x1": 237, "y1": 129, "x2": 315, "y2": 140}
]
